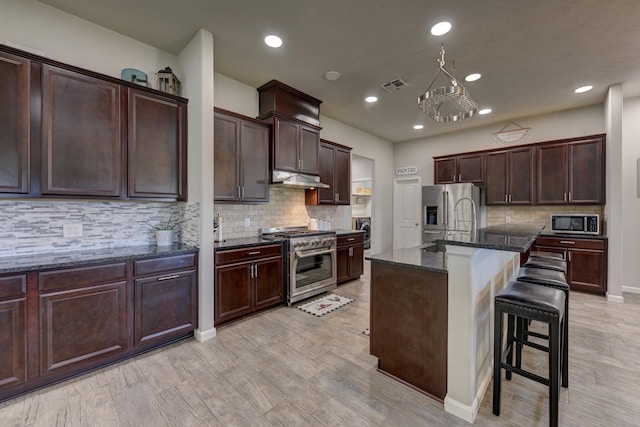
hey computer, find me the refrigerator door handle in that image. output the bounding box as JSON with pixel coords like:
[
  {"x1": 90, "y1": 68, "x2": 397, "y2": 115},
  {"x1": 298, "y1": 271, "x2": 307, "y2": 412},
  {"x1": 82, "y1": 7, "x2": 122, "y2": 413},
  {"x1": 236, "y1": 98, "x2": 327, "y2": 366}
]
[{"x1": 443, "y1": 191, "x2": 449, "y2": 226}]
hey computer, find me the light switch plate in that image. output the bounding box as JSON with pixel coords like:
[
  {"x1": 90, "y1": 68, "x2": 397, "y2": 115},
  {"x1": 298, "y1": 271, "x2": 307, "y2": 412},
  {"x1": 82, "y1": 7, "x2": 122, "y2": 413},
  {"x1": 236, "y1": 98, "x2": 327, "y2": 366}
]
[
  {"x1": 244, "y1": 217, "x2": 251, "y2": 227},
  {"x1": 63, "y1": 223, "x2": 83, "y2": 238}
]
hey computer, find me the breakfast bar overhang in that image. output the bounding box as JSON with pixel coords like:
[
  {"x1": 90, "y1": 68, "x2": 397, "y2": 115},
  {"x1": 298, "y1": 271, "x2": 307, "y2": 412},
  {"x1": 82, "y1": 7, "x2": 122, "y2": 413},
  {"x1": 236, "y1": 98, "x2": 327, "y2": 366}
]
[{"x1": 367, "y1": 224, "x2": 544, "y2": 423}]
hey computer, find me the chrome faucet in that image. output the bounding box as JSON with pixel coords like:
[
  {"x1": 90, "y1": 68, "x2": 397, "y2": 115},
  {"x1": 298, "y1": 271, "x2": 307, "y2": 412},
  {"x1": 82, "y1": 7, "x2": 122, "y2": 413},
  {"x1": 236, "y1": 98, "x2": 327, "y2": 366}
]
[{"x1": 453, "y1": 197, "x2": 477, "y2": 233}]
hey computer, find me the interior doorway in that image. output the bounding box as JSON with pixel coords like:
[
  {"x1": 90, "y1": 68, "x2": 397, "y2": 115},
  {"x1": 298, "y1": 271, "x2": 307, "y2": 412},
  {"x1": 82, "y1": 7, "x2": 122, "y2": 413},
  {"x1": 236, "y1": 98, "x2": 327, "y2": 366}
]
[
  {"x1": 352, "y1": 154, "x2": 374, "y2": 252},
  {"x1": 393, "y1": 176, "x2": 422, "y2": 249}
]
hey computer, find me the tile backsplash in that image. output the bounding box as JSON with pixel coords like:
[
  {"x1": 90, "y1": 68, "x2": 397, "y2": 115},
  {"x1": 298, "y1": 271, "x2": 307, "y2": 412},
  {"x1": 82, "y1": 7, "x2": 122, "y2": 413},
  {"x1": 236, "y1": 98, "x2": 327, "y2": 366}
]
[
  {"x1": 487, "y1": 204, "x2": 604, "y2": 231},
  {"x1": 214, "y1": 186, "x2": 352, "y2": 240},
  {"x1": 0, "y1": 200, "x2": 199, "y2": 257}
]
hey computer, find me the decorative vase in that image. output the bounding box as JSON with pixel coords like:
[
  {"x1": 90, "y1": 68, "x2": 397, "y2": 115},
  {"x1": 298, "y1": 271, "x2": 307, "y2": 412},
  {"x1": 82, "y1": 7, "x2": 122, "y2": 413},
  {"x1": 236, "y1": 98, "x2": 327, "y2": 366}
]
[{"x1": 156, "y1": 230, "x2": 174, "y2": 246}]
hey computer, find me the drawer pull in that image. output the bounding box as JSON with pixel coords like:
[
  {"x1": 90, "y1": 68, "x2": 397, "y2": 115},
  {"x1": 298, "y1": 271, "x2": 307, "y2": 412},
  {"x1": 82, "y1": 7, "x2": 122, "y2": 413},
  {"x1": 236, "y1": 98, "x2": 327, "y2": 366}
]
[
  {"x1": 559, "y1": 241, "x2": 576, "y2": 245},
  {"x1": 347, "y1": 238, "x2": 355, "y2": 242},
  {"x1": 248, "y1": 251, "x2": 261, "y2": 255},
  {"x1": 158, "y1": 274, "x2": 180, "y2": 281}
]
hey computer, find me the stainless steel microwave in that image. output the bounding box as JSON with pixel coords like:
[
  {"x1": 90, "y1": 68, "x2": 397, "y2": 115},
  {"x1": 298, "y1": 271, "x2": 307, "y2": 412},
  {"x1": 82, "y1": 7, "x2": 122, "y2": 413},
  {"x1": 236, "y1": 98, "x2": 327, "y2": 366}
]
[{"x1": 550, "y1": 214, "x2": 599, "y2": 235}]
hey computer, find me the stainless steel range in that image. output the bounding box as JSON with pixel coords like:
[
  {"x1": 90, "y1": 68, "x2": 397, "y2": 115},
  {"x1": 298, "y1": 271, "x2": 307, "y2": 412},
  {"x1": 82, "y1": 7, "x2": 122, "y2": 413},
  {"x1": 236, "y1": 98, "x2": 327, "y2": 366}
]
[{"x1": 261, "y1": 227, "x2": 337, "y2": 305}]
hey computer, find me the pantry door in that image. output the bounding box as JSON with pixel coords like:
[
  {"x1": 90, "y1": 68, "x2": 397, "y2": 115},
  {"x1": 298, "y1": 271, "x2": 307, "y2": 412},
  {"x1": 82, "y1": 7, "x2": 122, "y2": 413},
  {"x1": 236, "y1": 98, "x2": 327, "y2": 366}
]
[{"x1": 393, "y1": 176, "x2": 421, "y2": 249}]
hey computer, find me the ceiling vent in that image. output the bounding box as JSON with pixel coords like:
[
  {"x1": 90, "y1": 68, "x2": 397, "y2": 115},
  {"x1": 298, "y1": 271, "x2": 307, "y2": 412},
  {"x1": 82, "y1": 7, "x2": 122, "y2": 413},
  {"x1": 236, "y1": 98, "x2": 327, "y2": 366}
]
[{"x1": 380, "y1": 78, "x2": 409, "y2": 93}]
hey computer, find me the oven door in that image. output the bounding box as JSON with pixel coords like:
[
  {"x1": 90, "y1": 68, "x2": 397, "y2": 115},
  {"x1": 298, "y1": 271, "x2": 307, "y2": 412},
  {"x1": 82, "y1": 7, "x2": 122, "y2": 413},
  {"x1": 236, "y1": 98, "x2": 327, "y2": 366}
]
[{"x1": 289, "y1": 247, "x2": 337, "y2": 303}]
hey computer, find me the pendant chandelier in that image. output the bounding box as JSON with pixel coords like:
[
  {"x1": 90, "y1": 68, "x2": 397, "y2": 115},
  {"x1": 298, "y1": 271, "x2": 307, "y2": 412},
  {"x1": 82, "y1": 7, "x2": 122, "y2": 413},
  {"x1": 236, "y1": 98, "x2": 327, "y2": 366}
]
[{"x1": 417, "y1": 45, "x2": 478, "y2": 122}]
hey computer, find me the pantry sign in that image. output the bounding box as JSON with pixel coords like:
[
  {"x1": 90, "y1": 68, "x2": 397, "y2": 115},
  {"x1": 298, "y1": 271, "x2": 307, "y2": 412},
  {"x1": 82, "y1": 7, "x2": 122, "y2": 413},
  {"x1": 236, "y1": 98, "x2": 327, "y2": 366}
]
[{"x1": 395, "y1": 166, "x2": 418, "y2": 176}]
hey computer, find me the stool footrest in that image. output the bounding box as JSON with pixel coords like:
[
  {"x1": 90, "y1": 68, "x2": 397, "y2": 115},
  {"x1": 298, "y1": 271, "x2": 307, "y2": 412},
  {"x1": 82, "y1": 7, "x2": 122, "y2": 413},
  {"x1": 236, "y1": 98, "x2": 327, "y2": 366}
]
[{"x1": 500, "y1": 362, "x2": 551, "y2": 387}]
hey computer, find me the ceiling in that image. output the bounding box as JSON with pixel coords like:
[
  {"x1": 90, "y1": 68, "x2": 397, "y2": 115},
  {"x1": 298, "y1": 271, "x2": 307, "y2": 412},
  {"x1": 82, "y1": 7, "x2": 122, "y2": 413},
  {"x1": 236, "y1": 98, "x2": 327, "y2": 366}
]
[{"x1": 38, "y1": 0, "x2": 640, "y2": 143}]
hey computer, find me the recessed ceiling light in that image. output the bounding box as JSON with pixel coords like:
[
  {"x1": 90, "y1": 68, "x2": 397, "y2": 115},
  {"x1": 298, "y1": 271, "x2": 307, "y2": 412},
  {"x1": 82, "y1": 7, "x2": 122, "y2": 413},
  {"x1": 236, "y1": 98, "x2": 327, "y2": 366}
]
[
  {"x1": 365, "y1": 96, "x2": 378, "y2": 103},
  {"x1": 324, "y1": 71, "x2": 341, "y2": 81},
  {"x1": 478, "y1": 108, "x2": 492, "y2": 115},
  {"x1": 264, "y1": 35, "x2": 283, "y2": 48},
  {"x1": 430, "y1": 22, "x2": 451, "y2": 36},
  {"x1": 413, "y1": 124, "x2": 424, "y2": 130},
  {"x1": 574, "y1": 85, "x2": 593, "y2": 93},
  {"x1": 465, "y1": 73, "x2": 481, "y2": 82}
]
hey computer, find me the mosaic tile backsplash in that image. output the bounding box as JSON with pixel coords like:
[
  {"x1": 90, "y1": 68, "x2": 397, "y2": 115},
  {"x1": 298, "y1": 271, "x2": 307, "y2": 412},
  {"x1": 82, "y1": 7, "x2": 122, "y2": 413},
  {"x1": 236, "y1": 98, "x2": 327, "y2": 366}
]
[{"x1": 0, "y1": 200, "x2": 199, "y2": 257}]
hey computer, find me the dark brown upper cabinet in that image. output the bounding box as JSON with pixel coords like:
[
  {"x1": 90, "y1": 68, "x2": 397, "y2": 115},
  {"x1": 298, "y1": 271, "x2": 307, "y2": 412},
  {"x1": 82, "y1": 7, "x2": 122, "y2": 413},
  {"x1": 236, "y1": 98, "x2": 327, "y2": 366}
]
[
  {"x1": 0, "y1": 51, "x2": 30, "y2": 194},
  {"x1": 128, "y1": 89, "x2": 187, "y2": 201},
  {"x1": 0, "y1": 44, "x2": 188, "y2": 202},
  {"x1": 485, "y1": 147, "x2": 534, "y2": 205},
  {"x1": 257, "y1": 80, "x2": 322, "y2": 177},
  {"x1": 536, "y1": 135, "x2": 605, "y2": 204},
  {"x1": 214, "y1": 108, "x2": 270, "y2": 203},
  {"x1": 41, "y1": 64, "x2": 123, "y2": 197},
  {"x1": 306, "y1": 139, "x2": 351, "y2": 205},
  {"x1": 434, "y1": 153, "x2": 484, "y2": 184}
]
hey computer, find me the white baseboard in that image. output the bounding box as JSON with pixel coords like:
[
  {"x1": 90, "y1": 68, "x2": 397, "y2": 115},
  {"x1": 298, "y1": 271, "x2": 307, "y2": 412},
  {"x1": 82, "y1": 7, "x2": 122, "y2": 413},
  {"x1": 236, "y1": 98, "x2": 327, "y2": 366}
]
[
  {"x1": 194, "y1": 327, "x2": 217, "y2": 342},
  {"x1": 622, "y1": 285, "x2": 640, "y2": 295},
  {"x1": 444, "y1": 367, "x2": 491, "y2": 423}
]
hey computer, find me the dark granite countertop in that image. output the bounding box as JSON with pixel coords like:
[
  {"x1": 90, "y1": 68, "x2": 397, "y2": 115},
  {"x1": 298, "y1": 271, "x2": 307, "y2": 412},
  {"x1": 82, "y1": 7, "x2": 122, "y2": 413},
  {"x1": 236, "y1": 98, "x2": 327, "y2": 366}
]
[
  {"x1": 334, "y1": 229, "x2": 365, "y2": 235},
  {"x1": 214, "y1": 236, "x2": 284, "y2": 251},
  {"x1": 366, "y1": 245, "x2": 447, "y2": 274},
  {"x1": 0, "y1": 244, "x2": 199, "y2": 275},
  {"x1": 435, "y1": 223, "x2": 545, "y2": 253}
]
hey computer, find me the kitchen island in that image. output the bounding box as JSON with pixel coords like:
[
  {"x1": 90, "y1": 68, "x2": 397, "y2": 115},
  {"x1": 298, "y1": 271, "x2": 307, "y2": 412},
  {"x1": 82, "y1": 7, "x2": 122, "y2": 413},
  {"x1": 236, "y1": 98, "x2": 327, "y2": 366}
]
[{"x1": 366, "y1": 224, "x2": 544, "y2": 423}]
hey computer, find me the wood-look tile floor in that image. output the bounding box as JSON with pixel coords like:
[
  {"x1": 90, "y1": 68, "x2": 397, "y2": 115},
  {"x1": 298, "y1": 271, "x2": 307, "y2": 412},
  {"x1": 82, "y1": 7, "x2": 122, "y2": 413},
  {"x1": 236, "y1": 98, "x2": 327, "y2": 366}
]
[{"x1": 2, "y1": 261, "x2": 640, "y2": 426}]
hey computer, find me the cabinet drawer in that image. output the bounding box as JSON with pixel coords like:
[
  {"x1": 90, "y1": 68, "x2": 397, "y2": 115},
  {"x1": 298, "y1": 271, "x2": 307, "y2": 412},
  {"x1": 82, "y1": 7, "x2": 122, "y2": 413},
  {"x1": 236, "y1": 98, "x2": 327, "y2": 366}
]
[
  {"x1": 215, "y1": 244, "x2": 282, "y2": 265},
  {"x1": 535, "y1": 236, "x2": 605, "y2": 250},
  {"x1": 39, "y1": 263, "x2": 127, "y2": 292},
  {"x1": 134, "y1": 253, "x2": 197, "y2": 277},
  {"x1": 338, "y1": 233, "x2": 364, "y2": 246},
  {"x1": 0, "y1": 275, "x2": 27, "y2": 299}
]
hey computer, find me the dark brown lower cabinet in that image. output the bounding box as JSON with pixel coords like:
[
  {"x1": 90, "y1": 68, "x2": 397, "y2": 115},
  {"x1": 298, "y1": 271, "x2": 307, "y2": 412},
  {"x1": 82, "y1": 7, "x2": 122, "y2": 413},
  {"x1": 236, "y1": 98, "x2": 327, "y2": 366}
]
[
  {"x1": 533, "y1": 236, "x2": 607, "y2": 294},
  {"x1": 0, "y1": 250, "x2": 198, "y2": 403},
  {"x1": 337, "y1": 233, "x2": 365, "y2": 284},
  {"x1": 0, "y1": 275, "x2": 27, "y2": 392},
  {"x1": 214, "y1": 243, "x2": 283, "y2": 326}
]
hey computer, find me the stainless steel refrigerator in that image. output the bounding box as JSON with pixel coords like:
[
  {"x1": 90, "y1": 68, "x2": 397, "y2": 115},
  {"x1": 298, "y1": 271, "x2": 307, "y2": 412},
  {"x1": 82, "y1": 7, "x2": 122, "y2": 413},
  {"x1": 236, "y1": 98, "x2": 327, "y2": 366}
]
[{"x1": 422, "y1": 183, "x2": 483, "y2": 244}]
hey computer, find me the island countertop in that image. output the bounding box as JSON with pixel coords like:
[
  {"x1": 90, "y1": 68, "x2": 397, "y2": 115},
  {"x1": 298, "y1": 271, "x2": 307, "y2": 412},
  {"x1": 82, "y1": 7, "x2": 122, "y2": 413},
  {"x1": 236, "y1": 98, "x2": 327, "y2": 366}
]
[{"x1": 434, "y1": 223, "x2": 545, "y2": 253}]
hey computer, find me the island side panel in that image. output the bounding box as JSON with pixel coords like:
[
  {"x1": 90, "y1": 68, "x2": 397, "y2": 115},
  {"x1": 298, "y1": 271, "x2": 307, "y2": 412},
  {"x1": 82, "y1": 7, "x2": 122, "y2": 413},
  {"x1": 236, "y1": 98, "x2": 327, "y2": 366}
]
[{"x1": 370, "y1": 261, "x2": 448, "y2": 401}]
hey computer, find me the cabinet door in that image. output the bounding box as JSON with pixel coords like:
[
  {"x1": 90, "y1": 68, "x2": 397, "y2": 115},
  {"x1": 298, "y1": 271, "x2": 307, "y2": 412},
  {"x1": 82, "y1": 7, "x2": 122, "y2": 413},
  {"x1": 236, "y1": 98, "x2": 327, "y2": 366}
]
[
  {"x1": 536, "y1": 143, "x2": 568, "y2": 204},
  {"x1": 568, "y1": 138, "x2": 604, "y2": 204},
  {"x1": 334, "y1": 147, "x2": 351, "y2": 204},
  {"x1": 568, "y1": 249, "x2": 606, "y2": 294},
  {"x1": 273, "y1": 118, "x2": 299, "y2": 172},
  {"x1": 134, "y1": 270, "x2": 197, "y2": 347},
  {"x1": 336, "y1": 246, "x2": 351, "y2": 284},
  {"x1": 254, "y1": 257, "x2": 283, "y2": 309},
  {"x1": 317, "y1": 142, "x2": 335, "y2": 204},
  {"x1": 240, "y1": 120, "x2": 270, "y2": 202},
  {"x1": 0, "y1": 298, "x2": 26, "y2": 390},
  {"x1": 41, "y1": 65, "x2": 122, "y2": 197},
  {"x1": 0, "y1": 51, "x2": 30, "y2": 194},
  {"x1": 434, "y1": 157, "x2": 457, "y2": 184},
  {"x1": 299, "y1": 124, "x2": 320, "y2": 175},
  {"x1": 485, "y1": 151, "x2": 508, "y2": 205},
  {"x1": 214, "y1": 113, "x2": 240, "y2": 201},
  {"x1": 508, "y1": 147, "x2": 534, "y2": 205},
  {"x1": 39, "y1": 281, "x2": 127, "y2": 376},
  {"x1": 350, "y1": 244, "x2": 365, "y2": 279},
  {"x1": 128, "y1": 89, "x2": 187, "y2": 200},
  {"x1": 215, "y1": 262, "x2": 253, "y2": 325},
  {"x1": 458, "y1": 153, "x2": 484, "y2": 183}
]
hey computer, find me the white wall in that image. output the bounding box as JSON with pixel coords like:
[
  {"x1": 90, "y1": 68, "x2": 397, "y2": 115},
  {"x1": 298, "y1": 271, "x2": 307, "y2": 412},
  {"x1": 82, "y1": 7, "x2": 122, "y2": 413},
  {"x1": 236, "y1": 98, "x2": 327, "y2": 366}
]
[
  {"x1": 622, "y1": 95, "x2": 640, "y2": 293},
  {"x1": 0, "y1": 0, "x2": 178, "y2": 86},
  {"x1": 213, "y1": 73, "x2": 259, "y2": 118}
]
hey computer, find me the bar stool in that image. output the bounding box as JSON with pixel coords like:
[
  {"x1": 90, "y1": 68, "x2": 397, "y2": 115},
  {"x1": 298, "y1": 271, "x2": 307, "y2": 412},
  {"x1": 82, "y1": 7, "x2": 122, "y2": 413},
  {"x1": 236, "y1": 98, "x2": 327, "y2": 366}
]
[
  {"x1": 517, "y1": 267, "x2": 570, "y2": 388},
  {"x1": 523, "y1": 256, "x2": 567, "y2": 273},
  {"x1": 493, "y1": 281, "x2": 566, "y2": 427}
]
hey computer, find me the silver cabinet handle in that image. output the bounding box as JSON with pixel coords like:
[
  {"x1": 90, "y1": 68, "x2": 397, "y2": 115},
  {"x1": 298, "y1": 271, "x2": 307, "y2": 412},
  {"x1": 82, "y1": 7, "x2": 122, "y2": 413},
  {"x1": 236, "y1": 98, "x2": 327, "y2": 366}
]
[
  {"x1": 248, "y1": 251, "x2": 261, "y2": 255},
  {"x1": 458, "y1": 174, "x2": 461, "y2": 182},
  {"x1": 348, "y1": 247, "x2": 354, "y2": 257},
  {"x1": 563, "y1": 192, "x2": 567, "y2": 202},
  {"x1": 509, "y1": 194, "x2": 512, "y2": 203},
  {"x1": 249, "y1": 265, "x2": 254, "y2": 278},
  {"x1": 241, "y1": 186, "x2": 245, "y2": 198},
  {"x1": 158, "y1": 274, "x2": 180, "y2": 281},
  {"x1": 568, "y1": 192, "x2": 572, "y2": 202},
  {"x1": 505, "y1": 194, "x2": 508, "y2": 203},
  {"x1": 568, "y1": 251, "x2": 572, "y2": 262},
  {"x1": 253, "y1": 264, "x2": 258, "y2": 277},
  {"x1": 560, "y1": 241, "x2": 576, "y2": 245},
  {"x1": 347, "y1": 238, "x2": 355, "y2": 241}
]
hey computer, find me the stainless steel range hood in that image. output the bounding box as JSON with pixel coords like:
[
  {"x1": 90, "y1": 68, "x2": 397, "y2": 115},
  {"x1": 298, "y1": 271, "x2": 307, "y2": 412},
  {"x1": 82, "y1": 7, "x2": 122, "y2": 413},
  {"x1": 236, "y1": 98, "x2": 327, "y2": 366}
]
[{"x1": 271, "y1": 170, "x2": 330, "y2": 189}]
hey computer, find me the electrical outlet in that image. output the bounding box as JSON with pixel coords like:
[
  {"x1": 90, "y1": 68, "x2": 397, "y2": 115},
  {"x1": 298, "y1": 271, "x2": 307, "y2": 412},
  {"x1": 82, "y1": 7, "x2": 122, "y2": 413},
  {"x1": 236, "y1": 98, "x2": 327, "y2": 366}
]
[
  {"x1": 244, "y1": 217, "x2": 251, "y2": 227},
  {"x1": 505, "y1": 216, "x2": 511, "y2": 223},
  {"x1": 63, "y1": 223, "x2": 83, "y2": 238}
]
